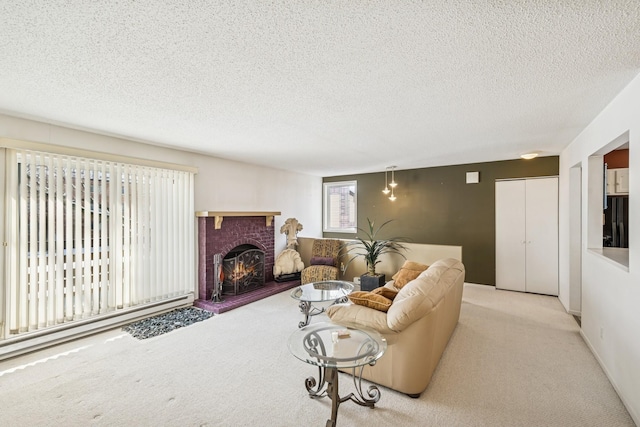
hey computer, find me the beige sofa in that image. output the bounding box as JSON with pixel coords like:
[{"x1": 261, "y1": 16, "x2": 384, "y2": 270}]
[{"x1": 326, "y1": 258, "x2": 465, "y2": 397}]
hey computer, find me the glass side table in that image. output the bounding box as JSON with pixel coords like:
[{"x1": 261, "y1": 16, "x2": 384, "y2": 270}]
[
  {"x1": 290, "y1": 280, "x2": 354, "y2": 328},
  {"x1": 288, "y1": 322, "x2": 387, "y2": 427}
]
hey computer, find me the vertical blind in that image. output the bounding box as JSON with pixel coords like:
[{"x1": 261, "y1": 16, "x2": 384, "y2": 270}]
[{"x1": 4, "y1": 149, "x2": 195, "y2": 336}]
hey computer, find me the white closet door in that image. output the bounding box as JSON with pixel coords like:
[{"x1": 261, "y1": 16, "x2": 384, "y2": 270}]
[
  {"x1": 525, "y1": 178, "x2": 559, "y2": 295},
  {"x1": 496, "y1": 180, "x2": 526, "y2": 292}
]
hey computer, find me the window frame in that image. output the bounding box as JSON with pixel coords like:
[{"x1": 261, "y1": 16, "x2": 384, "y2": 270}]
[{"x1": 323, "y1": 180, "x2": 357, "y2": 233}]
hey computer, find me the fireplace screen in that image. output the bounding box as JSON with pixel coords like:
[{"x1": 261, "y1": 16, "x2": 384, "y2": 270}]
[{"x1": 222, "y1": 245, "x2": 265, "y2": 295}]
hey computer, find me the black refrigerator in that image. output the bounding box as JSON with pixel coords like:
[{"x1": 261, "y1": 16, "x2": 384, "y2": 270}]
[{"x1": 604, "y1": 195, "x2": 629, "y2": 248}]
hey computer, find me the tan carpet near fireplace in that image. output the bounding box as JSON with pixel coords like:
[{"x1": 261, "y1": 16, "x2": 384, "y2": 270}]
[{"x1": 0, "y1": 284, "x2": 634, "y2": 426}]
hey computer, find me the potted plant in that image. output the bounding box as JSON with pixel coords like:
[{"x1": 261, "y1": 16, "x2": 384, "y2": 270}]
[{"x1": 342, "y1": 218, "x2": 408, "y2": 291}]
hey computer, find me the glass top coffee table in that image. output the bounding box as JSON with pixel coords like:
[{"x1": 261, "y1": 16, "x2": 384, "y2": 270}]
[
  {"x1": 289, "y1": 322, "x2": 387, "y2": 427},
  {"x1": 290, "y1": 280, "x2": 354, "y2": 328}
]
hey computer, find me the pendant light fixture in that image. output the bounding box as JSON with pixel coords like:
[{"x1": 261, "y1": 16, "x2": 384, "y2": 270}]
[
  {"x1": 389, "y1": 166, "x2": 397, "y2": 188},
  {"x1": 382, "y1": 167, "x2": 390, "y2": 195},
  {"x1": 385, "y1": 166, "x2": 397, "y2": 201}
]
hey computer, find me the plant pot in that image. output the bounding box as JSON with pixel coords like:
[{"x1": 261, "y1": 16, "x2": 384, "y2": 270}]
[{"x1": 360, "y1": 273, "x2": 386, "y2": 292}]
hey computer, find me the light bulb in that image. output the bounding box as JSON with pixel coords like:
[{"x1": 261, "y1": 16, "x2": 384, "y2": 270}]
[
  {"x1": 389, "y1": 167, "x2": 397, "y2": 188},
  {"x1": 382, "y1": 168, "x2": 390, "y2": 194}
]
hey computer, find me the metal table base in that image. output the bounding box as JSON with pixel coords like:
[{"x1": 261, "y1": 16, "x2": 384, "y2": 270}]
[
  {"x1": 305, "y1": 363, "x2": 381, "y2": 427},
  {"x1": 297, "y1": 296, "x2": 349, "y2": 328}
]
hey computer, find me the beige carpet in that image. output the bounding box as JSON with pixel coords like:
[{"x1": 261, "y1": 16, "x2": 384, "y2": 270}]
[{"x1": 0, "y1": 284, "x2": 635, "y2": 426}]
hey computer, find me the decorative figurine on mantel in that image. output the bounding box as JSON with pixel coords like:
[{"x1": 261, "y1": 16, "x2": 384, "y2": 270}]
[{"x1": 273, "y1": 218, "x2": 304, "y2": 282}]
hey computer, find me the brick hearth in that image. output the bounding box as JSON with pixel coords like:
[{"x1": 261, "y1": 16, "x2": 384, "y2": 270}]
[{"x1": 194, "y1": 279, "x2": 300, "y2": 314}]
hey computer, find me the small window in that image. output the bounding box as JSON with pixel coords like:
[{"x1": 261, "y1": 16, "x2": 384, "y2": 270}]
[
  {"x1": 586, "y1": 131, "x2": 629, "y2": 268},
  {"x1": 323, "y1": 181, "x2": 357, "y2": 233}
]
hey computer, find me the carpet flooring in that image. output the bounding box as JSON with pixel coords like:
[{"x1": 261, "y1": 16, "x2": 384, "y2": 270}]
[{"x1": 0, "y1": 283, "x2": 635, "y2": 426}]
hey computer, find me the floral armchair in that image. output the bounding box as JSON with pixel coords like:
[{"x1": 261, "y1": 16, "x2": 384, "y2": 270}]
[{"x1": 300, "y1": 239, "x2": 342, "y2": 284}]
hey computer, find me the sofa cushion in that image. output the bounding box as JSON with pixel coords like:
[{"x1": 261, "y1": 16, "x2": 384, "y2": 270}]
[
  {"x1": 301, "y1": 265, "x2": 339, "y2": 284},
  {"x1": 326, "y1": 302, "x2": 396, "y2": 334},
  {"x1": 391, "y1": 261, "x2": 430, "y2": 288},
  {"x1": 348, "y1": 291, "x2": 393, "y2": 312},
  {"x1": 371, "y1": 286, "x2": 399, "y2": 300}
]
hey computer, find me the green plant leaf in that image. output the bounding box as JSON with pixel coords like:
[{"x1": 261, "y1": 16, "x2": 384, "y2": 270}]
[{"x1": 340, "y1": 218, "x2": 408, "y2": 276}]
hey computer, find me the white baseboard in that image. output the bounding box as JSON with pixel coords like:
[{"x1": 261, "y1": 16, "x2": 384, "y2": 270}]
[
  {"x1": 0, "y1": 294, "x2": 194, "y2": 361},
  {"x1": 580, "y1": 329, "x2": 639, "y2": 426}
]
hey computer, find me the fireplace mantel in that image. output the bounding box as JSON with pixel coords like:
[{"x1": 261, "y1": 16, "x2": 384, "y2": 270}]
[{"x1": 195, "y1": 211, "x2": 281, "y2": 229}]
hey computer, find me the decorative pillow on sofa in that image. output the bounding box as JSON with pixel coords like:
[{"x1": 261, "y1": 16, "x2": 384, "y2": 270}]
[
  {"x1": 371, "y1": 286, "x2": 399, "y2": 301},
  {"x1": 310, "y1": 256, "x2": 336, "y2": 266},
  {"x1": 392, "y1": 261, "x2": 430, "y2": 288},
  {"x1": 348, "y1": 291, "x2": 393, "y2": 312}
]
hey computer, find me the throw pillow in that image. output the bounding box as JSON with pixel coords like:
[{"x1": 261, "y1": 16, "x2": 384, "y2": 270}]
[
  {"x1": 371, "y1": 286, "x2": 399, "y2": 301},
  {"x1": 392, "y1": 260, "x2": 430, "y2": 288},
  {"x1": 310, "y1": 256, "x2": 335, "y2": 266},
  {"x1": 348, "y1": 291, "x2": 393, "y2": 312}
]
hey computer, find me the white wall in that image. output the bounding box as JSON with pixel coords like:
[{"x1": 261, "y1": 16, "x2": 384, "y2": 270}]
[
  {"x1": 0, "y1": 113, "x2": 323, "y2": 264},
  {"x1": 559, "y1": 73, "x2": 640, "y2": 423}
]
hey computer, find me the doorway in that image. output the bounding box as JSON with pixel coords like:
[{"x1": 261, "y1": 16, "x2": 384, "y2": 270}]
[{"x1": 569, "y1": 165, "x2": 582, "y2": 316}]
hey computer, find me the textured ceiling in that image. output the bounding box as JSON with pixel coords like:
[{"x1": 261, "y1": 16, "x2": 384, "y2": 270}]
[{"x1": 1, "y1": 1, "x2": 639, "y2": 176}]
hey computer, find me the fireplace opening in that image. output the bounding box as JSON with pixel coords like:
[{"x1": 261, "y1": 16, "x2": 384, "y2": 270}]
[{"x1": 222, "y1": 244, "x2": 265, "y2": 295}]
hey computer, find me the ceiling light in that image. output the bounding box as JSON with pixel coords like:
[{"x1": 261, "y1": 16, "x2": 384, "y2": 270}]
[{"x1": 520, "y1": 152, "x2": 539, "y2": 160}]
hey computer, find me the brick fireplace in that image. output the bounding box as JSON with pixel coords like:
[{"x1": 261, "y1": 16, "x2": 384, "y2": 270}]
[{"x1": 194, "y1": 211, "x2": 300, "y2": 314}]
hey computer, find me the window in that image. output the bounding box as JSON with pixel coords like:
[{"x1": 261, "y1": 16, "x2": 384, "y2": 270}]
[
  {"x1": 3, "y1": 148, "x2": 195, "y2": 337},
  {"x1": 586, "y1": 131, "x2": 629, "y2": 268},
  {"x1": 323, "y1": 181, "x2": 357, "y2": 233}
]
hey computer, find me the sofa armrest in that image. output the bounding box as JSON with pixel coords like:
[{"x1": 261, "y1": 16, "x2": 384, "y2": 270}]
[{"x1": 326, "y1": 303, "x2": 395, "y2": 334}]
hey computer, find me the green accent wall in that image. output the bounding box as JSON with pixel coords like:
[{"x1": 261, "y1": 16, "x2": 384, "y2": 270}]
[{"x1": 323, "y1": 157, "x2": 559, "y2": 285}]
